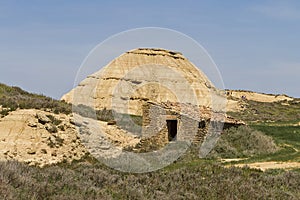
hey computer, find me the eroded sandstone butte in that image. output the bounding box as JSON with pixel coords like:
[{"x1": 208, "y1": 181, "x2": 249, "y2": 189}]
[{"x1": 62, "y1": 48, "x2": 227, "y2": 115}]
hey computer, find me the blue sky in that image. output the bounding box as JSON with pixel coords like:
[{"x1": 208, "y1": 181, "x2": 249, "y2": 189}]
[{"x1": 0, "y1": 0, "x2": 300, "y2": 99}]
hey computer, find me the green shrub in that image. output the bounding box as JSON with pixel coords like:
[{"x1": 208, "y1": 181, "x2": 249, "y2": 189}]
[
  {"x1": 46, "y1": 115, "x2": 62, "y2": 125},
  {"x1": 208, "y1": 126, "x2": 278, "y2": 158}
]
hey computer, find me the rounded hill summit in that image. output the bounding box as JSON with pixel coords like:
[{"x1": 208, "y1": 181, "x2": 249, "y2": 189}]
[{"x1": 62, "y1": 48, "x2": 221, "y2": 115}]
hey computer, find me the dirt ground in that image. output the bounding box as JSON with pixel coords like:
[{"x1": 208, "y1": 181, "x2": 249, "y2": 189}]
[{"x1": 228, "y1": 161, "x2": 300, "y2": 171}]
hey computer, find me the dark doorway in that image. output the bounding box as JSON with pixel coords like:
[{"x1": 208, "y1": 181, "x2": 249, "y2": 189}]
[
  {"x1": 198, "y1": 121, "x2": 206, "y2": 129},
  {"x1": 167, "y1": 120, "x2": 177, "y2": 141}
]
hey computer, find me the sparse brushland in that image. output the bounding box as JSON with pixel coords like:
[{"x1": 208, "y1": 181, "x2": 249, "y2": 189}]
[
  {"x1": 0, "y1": 83, "x2": 300, "y2": 199},
  {"x1": 0, "y1": 159, "x2": 300, "y2": 199},
  {"x1": 227, "y1": 97, "x2": 300, "y2": 123},
  {"x1": 0, "y1": 83, "x2": 72, "y2": 116}
]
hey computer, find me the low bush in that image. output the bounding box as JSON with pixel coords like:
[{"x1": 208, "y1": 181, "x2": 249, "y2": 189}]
[{"x1": 208, "y1": 126, "x2": 278, "y2": 158}]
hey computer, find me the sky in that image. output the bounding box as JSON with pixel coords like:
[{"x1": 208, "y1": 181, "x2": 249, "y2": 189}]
[{"x1": 0, "y1": 0, "x2": 300, "y2": 99}]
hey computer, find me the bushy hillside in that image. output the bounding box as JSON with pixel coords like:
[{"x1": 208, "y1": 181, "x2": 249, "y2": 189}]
[
  {"x1": 228, "y1": 98, "x2": 300, "y2": 123},
  {"x1": 0, "y1": 83, "x2": 72, "y2": 116}
]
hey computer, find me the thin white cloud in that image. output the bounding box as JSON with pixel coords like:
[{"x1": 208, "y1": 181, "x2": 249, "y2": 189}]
[{"x1": 252, "y1": 2, "x2": 300, "y2": 20}]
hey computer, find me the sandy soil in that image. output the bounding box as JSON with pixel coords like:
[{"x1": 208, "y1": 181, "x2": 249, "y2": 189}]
[{"x1": 230, "y1": 161, "x2": 300, "y2": 171}]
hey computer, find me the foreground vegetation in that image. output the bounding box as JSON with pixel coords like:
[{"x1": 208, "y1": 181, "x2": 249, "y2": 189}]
[
  {"x1": 0, "y1": 157, "x2": 299, "y2": 199},
  {"x1": 0, "y1": 125, "x2": 299, "y2": 199}
]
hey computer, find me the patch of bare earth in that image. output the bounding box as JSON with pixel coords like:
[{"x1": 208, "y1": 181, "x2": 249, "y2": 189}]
[
  {"x1": 230, "y1": 161, "x2": 300, "y2": 171},
  {"x1": 221, "y1": 158, "x2": 247, "y2": 162}
]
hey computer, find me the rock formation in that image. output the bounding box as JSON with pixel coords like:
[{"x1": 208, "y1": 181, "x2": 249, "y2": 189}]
[
  {"x1": 0, "y1": 109, "x2": 87, "y2": 167},
  {"x1": 61, "y1": 48, "x2": 244, "y2": 155},
  {"x1": 62, "y1": 48, "x2": 225, "y2": 115}
]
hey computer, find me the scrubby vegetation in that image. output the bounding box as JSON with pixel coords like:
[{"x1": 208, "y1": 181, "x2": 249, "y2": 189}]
[
  {"x1": 1, "y1": 124, "x2": 299, "y2": 199},
  {"x1": 208, "y1": 126, "x2": 278, "y2": 159},
  {"x1": 1, "y1": 83, "x2": 300, "y2": 199},
  {"x1": 247, "y1": 125, "x2": 300, "y2": 162},
  {"x1": 228, "y1": 99, "x2": 300, "y2": 123},
  {"x1": 0, "y1": 83, "x2": 72, "y2": 116},
  {"x1": 0, "y1": 158, "x2": 299, "y2": 199}
]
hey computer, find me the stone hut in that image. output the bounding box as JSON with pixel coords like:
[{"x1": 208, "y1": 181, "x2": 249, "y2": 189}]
[{"x1": 62, "y1": 48, "x2": 245, "y2": 152}]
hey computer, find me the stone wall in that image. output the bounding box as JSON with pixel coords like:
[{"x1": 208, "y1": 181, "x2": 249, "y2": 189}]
[
  {"x1": 133, "y1": 102, "x2": 201, "y2": 152},
  {"x1": 141, "y1": 102, "x2": 167, "y2": 138},
  {"x1": 177, "y1": 115, "x2": 198, "y2": 141},
  {"x1": 134, "y1": 101, "x2": 244, "y2": 152}
]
